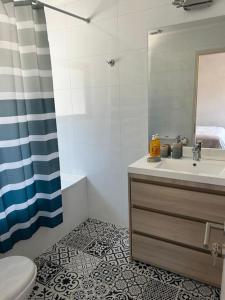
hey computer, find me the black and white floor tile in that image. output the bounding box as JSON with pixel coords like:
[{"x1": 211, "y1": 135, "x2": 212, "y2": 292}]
[{"x1": 29, "y1": 218, "x2": 220, "y2": 300}]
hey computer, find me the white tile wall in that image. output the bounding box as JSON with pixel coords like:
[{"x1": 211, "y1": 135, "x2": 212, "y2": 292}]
[{"x1": 46, "y1": 0, "x2": 225, "y2": 226}]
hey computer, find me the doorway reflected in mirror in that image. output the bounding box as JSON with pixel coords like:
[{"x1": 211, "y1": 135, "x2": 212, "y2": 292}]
[{"x1": 196, "y1": 51, "x2": 225, "y2": 149}]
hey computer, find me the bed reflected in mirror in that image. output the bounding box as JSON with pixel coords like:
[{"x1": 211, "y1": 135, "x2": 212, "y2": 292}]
[{"x1": 195, "y1": 51, "x2": 225, "y2": 149}]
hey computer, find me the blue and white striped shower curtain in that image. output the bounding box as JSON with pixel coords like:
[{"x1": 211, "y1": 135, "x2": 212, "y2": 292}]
[{"x1": 0, "y1": 0, "x2": 63, "y2": 253}]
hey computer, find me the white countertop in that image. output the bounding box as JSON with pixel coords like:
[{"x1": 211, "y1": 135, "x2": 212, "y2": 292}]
[{"x1": 128, "y1": 155, "x2": 225, "y2": 187}]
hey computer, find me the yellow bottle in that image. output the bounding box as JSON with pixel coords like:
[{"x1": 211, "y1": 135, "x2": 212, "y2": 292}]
[{"x1": 149, "y1": 134, "x2": 161, "y2": 158}]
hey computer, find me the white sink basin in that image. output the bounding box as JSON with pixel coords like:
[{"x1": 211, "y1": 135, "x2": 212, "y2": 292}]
[
  {"x1": 156, "y1": 158, "x2": 225, "y2": 177},
  {"x1": 128, "y1": 156, "x2": 225, "y2": 186}
]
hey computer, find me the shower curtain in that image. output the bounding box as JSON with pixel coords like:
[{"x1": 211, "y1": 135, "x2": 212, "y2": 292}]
[{"x1": 0, "y1": 0, "x2": 62, "y2": 253}]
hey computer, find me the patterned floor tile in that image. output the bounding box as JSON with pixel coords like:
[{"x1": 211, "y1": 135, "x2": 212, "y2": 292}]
[
  {"x1": 177, "y1": 289, "x2": 210, "y2": 300},
  {"x1": 71, "y1": 220, "x2": 104, "y2": 239},
  {"x1": 35, "y1": 258, "x2": 63, "y2": 285},
  {"x1": 71, "y1": 276, "x2": 111, "y2": 300},
  {"x1": 39, "y1": 242, "x2": 100, "y2": 276},
  {"x1": 29, "y1": 219, "x2": 221, "y2": 300},
  {"x1": 112, "y1": 264, "x2": 150, "y2": 298},
  {"x1": 59, "y1": 231, "x2": 94, "y2": 251},
  {"x1": 84, "y1": 239, "x2": 112, "y2": 258},
  {"x1": 98, "y1": 228, "x2": 126, "y2": 247},
  {"x1": 39, "y1": 243, "x2": 78, "y2": 265},
  {"x1": 213, "y1": 288, "x2": 221, "y2": 300},
  {"x1": 64, "y1": 251, "x2": 101, "y2": 276},
  {"x1": 105, "y1": 290, "x2": 134, "y2": 299},
  {"x1": 47, "y1": 268, "x2": 79, "y2": 297},
  {"x1": 117, "y1": 228, "x2": 129, "y2": 248},
  {"x1": 28, "y1": 283, "x2": 69, "y2": 300},
  {"x1": 116, "y1": 227, "x2": 129, "y2": 238},
  {"x1": 90, "y1": 261, "x2": 121, "y2": 286},
  {"x1": 180, "y1": 279, "x2": 220, "y2": 299},
  {"x1": 150, "y1": 266, "x2": 184, "y2": 287},
  {"x1": 74, "y1": 218, "x2": 119, "y2": 240},
  {"x1": 103, "y1": 242, "x2": 130, "y2": 266},
  {"x1": 125, "y1": 260, "x2": 155, "y2": 278},
  {"x1": 143, "y1": 279, "x2": 178, "y2": 300}
]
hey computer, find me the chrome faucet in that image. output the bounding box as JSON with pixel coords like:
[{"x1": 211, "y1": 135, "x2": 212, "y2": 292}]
[{"x1": 192, "y1": 142, "x2": 202, "y2": 161}]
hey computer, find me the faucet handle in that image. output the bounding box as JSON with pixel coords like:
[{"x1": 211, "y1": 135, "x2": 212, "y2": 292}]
[
  {"x1": 176, "y1": 135, "x2": 181, "y2": 143},
  {"x1": 193, "y1": 141, "x2": 202, "y2": 152},
  {"x1": 197, "y1": 141, "x2": 202, "y2": 148}
]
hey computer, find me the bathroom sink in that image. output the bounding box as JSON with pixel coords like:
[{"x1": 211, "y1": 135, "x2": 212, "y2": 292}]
[
  {"x1": 155, "y1": 158, "x2": 225, "y2": 177},
  {"x1": 128, "y1": 156, "x2": 225, "y2": 186}
]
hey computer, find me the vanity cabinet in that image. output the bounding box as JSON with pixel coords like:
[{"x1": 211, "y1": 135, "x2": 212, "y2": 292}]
[{"x1": 129, "y1": 173, "x2": 225, "y2": 287}]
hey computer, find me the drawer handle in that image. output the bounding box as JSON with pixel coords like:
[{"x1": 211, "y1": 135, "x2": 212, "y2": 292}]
[{"x1": 203, "y1": 222, "x2": 225, "y2": 249}]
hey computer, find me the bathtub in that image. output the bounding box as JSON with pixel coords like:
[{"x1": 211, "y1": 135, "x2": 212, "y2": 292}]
[
  {"x1": 60, "y1": 173, "x2": 86, "y2": 190},
  {"x1": 0, "y1": 173, "x2": 88, "y2": 259}
]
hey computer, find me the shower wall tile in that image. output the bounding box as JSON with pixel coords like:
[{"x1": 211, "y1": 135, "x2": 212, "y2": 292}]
[
  {"x1": 87, "y1": 172, "x2": 123, "y2": 225},
  {"x1": 54, "y1": 90, "x2": 72, "y2": 117},
  {"x1": 68, "y1": 86, "x2": 120, "y2": 156},
  {"x1": 119, "y1": 84, "x2": 148, "y2": 118},
  {"x1": 72, "y1": 144, "x2": 123, "y2": 224},
  {"x1": 70, "y1": 87, "x2": 119, "y2": 118},
  {"x1": 69, "y1": 55, "x2": 119, "y2": 89},
  {"x1": 46, "y1": 0, "x2": 225, "y2": 226},
  {"x1": 66, "y1": 17, "x2": 118, "y2": 59},
  {"x1": 52, "y1": 59, "x2": 71, "y2": 91},
  {"x1": 86, "y1": 147, "x2": 123, "y2": 225},
  {"x1": 119, "y1": 49, "x2": 148, "y2": 85},
  {"x1": 74, "y1": 117, "x2": 120, "y2": 148},
  {"x1": 121, "y1": 115, "x2": 148, "y2": 149},
  {"x1": 120, "y1": 84, "x2": 148, "y2": 149},
  {"x1": 47, "y1": 30, "x2": 69, "y2": 60},
  {"x1": 56, "y1": 117, "x2": 76, "y2": 173},
  {"x1": 118, "y1": 12, "x2": 149, "y2": 52}
]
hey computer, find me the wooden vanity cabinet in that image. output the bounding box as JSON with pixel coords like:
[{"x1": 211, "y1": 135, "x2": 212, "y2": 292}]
[{"x1": 129, "y1": 173, "x2": 225, "y2": 287}]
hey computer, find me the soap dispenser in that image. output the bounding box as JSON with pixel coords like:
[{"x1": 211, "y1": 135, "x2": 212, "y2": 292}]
[
  {"x1": 148, "y1": 134, "x2": 161, "y2": 162},
  {"x1": 172, "y1": 135, "x2": 183, "y2": 159}
]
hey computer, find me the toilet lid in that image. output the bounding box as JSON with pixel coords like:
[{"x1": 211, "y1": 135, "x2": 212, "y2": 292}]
[{"x1": 0, "y1": 256, "x2": 37, "y2": 300}]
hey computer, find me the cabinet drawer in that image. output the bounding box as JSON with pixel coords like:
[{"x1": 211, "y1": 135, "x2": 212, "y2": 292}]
[
  {"x1": 131, "y1": 181, "x2": 225, "y2": 223},
  {"x1": 132, "y1": 233, "x2": 222, "y2": 287},
  {"x1": 132, "y1": 208, "x2": 225, "y2": 251}
]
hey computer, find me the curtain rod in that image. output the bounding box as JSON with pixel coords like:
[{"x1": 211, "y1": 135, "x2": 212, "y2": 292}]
[{"x1": 32, "y1": 0, "x2": 91, "y2": 23}]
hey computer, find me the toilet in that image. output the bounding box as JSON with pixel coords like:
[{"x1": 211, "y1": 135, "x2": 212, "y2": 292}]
[{"x1": 0, "y1": 256, "x2": 37, "y2": 300}]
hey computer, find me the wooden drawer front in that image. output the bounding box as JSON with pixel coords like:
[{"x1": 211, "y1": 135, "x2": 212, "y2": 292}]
[
  {"x1": 132, "y1": 208, "x2": 225, "y2": 251},
  {"x1": 132, "y1": 233, "x2": 223, "y2": 287},
  {"x1": 131, "y1": 181, "x2": 225, "y2": 223}
]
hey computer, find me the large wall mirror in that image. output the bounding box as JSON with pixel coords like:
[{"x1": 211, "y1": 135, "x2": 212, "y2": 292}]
[{"x1": 148, "y1": 16, "x2": 225, "y2": 150}]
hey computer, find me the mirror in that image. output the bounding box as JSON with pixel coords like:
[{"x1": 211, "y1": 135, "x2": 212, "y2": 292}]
[{"x1": 148, "y1": 16, "x2": 225, "y2": 149}]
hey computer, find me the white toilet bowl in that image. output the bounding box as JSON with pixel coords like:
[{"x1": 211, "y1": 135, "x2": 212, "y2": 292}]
[{"x1": 0, "y1": 256, "x2": 37, "y2": 300}]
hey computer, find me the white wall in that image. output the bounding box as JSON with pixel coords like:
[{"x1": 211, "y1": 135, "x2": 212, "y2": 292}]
[
  {"x1": 0, "y1": 178, "x2": 88, "y2": 259},
  {"x1": 45, "y1": 0, "x2": 225, "y2": 226},
  {"x1": 197, "y1": 52, "x2": 225, "y2": 128}
]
